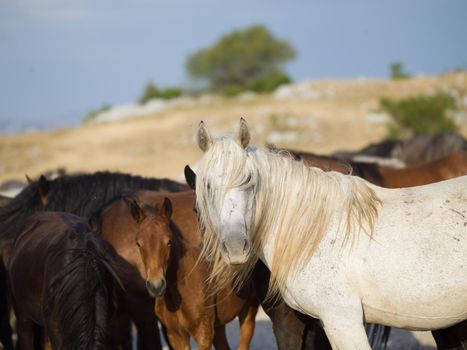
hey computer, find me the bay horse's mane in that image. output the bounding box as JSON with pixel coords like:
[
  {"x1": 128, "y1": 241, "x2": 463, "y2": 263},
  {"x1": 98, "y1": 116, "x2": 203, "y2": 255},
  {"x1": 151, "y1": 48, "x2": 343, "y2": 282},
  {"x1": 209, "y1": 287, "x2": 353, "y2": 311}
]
[
  {"x1": 197, "y1": 137, "x2": 381, "y2": 300},
  {"x1": 0, "y1": 171, "x2": 188, "y2": 246},
  {"x1": 27, "y1": 212, "x2": 117, "y2": 349}
]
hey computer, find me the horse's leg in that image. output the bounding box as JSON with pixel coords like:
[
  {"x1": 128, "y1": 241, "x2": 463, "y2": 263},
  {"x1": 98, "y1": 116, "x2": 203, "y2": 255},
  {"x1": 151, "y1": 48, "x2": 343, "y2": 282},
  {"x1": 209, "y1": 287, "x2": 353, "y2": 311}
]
[
  {"x1": 0, "y1": 260, "x2": 14, "y2": 350},
  {"x1": 166, "y1": 329, "x2": 191, "y2": 350},
  {"x1": 15, "y1": 317, "x2": 36, "y2": 350},
  {"x1": 108, "y1": 310, "x2": 133, "y2": 350},
  {"x1": 320, "y1": 313, "x2": 371, "y2": 350},
  {"x1": 192, "y1": 314, "x2": 215, "y2": 350},
  {"x1": 213, "y1": 325, "x2": 230, "y2": 350},
  {"x1": 126, "y1": 295, "x2": 163, "y2": 350},
  {"x1": 262, "y1": 301, "x2": 310, "y2": 350},
  {"x1": 43, "y1": 335, "x2": 52, "y2": 350},
  {"x1": 432, "y1": 327, "x2": 460, "y2": 349},
  {"x1": 433, "y1": 321, "x2": 467, "y2": 350},
  {"x1": 236, "y1": 301, "x2": 259, "y2": 350},
  {"x1": 454, "y1": 320, "x2": 467, "y2": 349}
]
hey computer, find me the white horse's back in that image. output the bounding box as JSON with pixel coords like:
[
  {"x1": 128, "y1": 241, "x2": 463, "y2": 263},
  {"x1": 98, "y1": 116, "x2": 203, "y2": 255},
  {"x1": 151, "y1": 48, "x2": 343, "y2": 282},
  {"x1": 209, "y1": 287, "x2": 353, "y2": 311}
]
[{"x1": 352, "y1": 176, "x2": 467, "y2": 329}]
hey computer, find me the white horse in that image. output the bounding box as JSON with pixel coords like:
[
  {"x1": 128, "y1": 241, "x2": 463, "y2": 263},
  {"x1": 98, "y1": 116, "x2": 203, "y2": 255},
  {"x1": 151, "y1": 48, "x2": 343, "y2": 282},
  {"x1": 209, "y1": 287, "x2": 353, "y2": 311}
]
[{"x1": 194, "y1": 119, "x2": 467, "y2": 350}]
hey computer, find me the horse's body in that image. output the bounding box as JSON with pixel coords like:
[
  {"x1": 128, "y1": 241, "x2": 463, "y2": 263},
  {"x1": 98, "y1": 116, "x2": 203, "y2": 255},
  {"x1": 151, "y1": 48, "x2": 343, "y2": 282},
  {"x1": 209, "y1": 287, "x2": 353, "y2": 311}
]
[
  {"x1": 275, "y1": 177, "x2": 466, "y2": 329},
  {"x1": 333, "y1": 132, "x2": 467, "y2": 166},
  {"x1": 8, "y1": 211, "x2": 117, "y2": 350},
  {"x1": 194, "y1": 120, "x2": 467, "y2": 350},
  {"x1": 0, "y1": 171, "x2": 187, "y2": 350},
  {"x1": 276, "y1": 147, "x2": 467, "y2": 188},
  {"x1": 98, "y1": 190, "x2": 259, "y2": 350}
]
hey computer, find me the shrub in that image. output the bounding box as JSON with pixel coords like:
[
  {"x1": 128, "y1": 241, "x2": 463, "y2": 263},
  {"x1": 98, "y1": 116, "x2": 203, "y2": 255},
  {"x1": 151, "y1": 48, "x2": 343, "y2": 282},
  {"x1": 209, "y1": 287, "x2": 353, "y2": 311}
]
[
  {"x1": 390, "y1": 62, "x2": 410, "y2": 80},
  {"x1": 139, "y1": 82, "x2": 182, "y2": 104},
  {"x1": 83, "y1": 105, "x2": 111, "y2": 123},
  {"x1": 380, "y1": 92, "x2": 458, "y2": 138}
]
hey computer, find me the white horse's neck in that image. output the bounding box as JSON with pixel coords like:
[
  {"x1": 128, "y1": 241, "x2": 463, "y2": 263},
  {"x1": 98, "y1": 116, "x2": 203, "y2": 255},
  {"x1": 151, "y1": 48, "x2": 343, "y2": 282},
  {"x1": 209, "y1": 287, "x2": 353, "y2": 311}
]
[{"x1": 248, "y1": 148, "x2": 381, "y2": 299}]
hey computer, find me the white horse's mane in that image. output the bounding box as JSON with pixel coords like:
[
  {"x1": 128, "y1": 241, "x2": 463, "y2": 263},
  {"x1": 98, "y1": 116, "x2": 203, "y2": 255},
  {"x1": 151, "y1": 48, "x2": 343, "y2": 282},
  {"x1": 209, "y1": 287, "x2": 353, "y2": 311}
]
[{"x1": 196, "y1": 136, "x2": 381, "y2": 299}]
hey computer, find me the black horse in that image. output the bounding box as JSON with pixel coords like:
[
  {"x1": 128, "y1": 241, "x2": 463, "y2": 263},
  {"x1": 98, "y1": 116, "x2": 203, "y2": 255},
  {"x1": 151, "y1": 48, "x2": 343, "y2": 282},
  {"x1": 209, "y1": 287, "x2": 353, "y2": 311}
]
[
  {"x1": 9, "y1": 211, "x2": 118, "y2": 350},
  {"x1": 0, "y1": 171, "x2": 187, "y2": 350}
]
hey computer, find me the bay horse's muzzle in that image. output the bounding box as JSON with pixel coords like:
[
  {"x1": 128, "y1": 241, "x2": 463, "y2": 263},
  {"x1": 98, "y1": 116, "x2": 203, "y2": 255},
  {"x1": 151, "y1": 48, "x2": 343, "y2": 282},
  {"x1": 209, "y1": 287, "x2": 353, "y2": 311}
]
[
  {"x1": 221, "y1": 237, "x2": 251, "y2": 265},
  {"x1": 146, "y1": 278, "x2": 166, "y2": 297}
]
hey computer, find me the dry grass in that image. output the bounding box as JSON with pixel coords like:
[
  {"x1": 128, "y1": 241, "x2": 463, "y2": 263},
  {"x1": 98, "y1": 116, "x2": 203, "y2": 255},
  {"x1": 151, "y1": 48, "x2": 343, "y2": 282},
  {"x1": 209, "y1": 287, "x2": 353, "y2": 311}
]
[{"x1": 1, "y1": 72, "x2": 466, "y2": 184}]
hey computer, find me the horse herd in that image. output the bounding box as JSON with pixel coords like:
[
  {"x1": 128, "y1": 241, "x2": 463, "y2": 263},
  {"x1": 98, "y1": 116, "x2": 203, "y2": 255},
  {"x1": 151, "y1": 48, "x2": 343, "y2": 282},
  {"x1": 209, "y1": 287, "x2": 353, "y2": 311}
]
[{"x1": 0, "y1": 119, "x2": 466, "y2": 350}]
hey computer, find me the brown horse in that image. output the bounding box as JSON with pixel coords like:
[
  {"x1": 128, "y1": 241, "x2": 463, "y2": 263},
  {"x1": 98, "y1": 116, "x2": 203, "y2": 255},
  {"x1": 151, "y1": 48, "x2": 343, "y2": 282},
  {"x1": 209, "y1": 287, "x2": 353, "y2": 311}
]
[
  {"x1": 0, "y1": 171, "x2": 188, "y2": 350},
  {"x1": 276, "y1": 147, "x2": 467, "y2": 188},
  {"x1": 98, "y1": 190, "x2": 259, "y2": 350},
  {"x1": 8, "y1": 211, "x2": 118, "y2": 350}
]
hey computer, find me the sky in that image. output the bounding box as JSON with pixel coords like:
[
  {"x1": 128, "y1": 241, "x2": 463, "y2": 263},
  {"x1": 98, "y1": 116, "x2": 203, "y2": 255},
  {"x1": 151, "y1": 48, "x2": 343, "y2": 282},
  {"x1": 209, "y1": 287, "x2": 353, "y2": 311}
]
[{"x1": 1, "y1": 0, "x2": 466, "y2": 133}]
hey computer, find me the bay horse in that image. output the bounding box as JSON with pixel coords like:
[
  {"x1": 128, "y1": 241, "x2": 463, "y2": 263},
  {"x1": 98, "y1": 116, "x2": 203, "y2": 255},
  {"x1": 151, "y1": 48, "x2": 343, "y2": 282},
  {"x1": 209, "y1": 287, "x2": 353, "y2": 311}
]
[
  {"x1": 274, "y1": 147, "x2": 467, "y2": 188},
  {"x1": 96, "y1": 190, "x2": 259, "y2": 350},
  {"x1": 0, "y1": 171, "x2": 187, "y2": 350},
  {"x1": 8, "y1": 211, "x2": 118, "y2": 350},
  {"x1": 194, "y1": 119, "x2": 467, "y2": 350}
]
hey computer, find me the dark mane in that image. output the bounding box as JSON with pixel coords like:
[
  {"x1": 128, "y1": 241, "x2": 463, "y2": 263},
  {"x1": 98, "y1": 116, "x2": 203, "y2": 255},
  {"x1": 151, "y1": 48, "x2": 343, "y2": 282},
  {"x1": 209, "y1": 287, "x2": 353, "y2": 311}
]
[
  {"x1": 43, "y1": 171, "x2": 187, "y2": 216},
  {"x1": 0, "y1": 183, "x2": 43, "y2": 246},
  {"x1": 43, "y1": 215, "x2": 116, "y2": 349},
  {"x1": 0, "y1": 171, "x2": 188, "y2": 246}
]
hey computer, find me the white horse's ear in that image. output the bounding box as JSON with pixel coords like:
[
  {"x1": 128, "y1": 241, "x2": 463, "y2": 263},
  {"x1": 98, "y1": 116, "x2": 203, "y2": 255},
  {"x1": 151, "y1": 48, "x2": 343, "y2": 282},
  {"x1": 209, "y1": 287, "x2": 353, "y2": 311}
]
[
  {"x1": 237, "y1": 118, "x2": 250, "y2": 149},
  {"x1": 197, "y1": 121, "x2": 212, "y2": 152}
]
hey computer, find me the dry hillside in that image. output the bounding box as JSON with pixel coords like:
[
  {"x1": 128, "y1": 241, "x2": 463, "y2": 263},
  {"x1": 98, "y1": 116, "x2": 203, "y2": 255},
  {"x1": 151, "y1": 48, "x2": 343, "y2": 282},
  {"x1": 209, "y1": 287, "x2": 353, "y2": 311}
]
[{"x1": 1, "y1": 72, "x2": 466, "y2": 184}]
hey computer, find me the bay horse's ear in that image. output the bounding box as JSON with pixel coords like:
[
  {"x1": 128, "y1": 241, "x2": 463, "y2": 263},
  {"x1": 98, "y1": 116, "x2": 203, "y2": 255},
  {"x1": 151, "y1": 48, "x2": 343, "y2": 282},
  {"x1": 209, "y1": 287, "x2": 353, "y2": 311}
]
[
  {"x1": 184, "y1": 165, "x2": 196, "y2": 190},
  {"x1": 123, "y1": 197, "x2": 146, "y2": 224},
  {"x1": 197, "y1": 121, "x2": 212, "y2": 152},
  {"x1": 25, "y1": 174, "x2": 33, "y2": 184},
  {"x1": 237, "y1": 117, "x2": 250, "y2": 149},
  {"x1": 38, "y1": 175, "x2": 49, "y2": 206},
  {"x1": 160, "y1": 197, "x2": 173, "y2": 220}
]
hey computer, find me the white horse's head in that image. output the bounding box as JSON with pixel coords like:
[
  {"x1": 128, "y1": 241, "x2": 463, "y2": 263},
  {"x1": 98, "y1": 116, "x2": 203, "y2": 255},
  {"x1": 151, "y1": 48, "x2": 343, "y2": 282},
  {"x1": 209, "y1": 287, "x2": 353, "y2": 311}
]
[{"x1": 195, "y1": 118, "x2": 255, "y2": 265}]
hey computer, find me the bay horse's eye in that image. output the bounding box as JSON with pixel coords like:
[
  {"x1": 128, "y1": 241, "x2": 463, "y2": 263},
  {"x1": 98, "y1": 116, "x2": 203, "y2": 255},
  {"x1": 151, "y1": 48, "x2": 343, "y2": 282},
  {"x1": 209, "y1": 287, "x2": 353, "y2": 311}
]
[
  {"x1": 136, "y1": 241, "x2": 141, "y2": 248},
  {"x1": 167, "y1": 240, "x2": 172, "y2": 247}
]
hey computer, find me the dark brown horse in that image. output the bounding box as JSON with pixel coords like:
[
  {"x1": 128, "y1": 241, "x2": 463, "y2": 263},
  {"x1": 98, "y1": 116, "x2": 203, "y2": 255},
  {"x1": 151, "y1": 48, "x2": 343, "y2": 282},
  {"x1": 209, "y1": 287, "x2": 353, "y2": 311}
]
[
  {"x1": 0, "y1": 171, "x2": 188, "y2": 350},
  {"x1": 8, "y1": 211, "x2": 118, "y2": 350},
  {"x1": 333, "y1": 132, "x2": 467, "y2": 166},
  {"x1": 97, "y1": 190, "x2": 259, "y2": 350}
]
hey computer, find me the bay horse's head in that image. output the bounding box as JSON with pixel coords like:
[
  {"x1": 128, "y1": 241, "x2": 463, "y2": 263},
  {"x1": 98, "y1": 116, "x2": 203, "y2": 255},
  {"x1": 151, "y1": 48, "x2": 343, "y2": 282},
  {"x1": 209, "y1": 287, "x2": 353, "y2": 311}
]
[
  {"x1": 195, "y1": 118, "x2": 255, "y2": 265},
  {"x1": 124, "y1": 197, "x2": 173, "y2": 297}
]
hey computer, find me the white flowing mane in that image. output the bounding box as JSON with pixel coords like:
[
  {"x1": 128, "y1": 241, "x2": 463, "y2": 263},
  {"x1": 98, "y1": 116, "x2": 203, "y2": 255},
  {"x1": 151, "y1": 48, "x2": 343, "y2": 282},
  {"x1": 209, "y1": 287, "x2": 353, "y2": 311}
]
[{"x1": 196, "y1": 136, "x2": 381, "y2": 299}]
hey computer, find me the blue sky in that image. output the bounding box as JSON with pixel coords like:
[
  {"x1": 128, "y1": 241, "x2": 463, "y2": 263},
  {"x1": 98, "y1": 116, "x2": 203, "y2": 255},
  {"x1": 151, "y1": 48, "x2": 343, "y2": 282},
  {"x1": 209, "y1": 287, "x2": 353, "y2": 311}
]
[{"x1": 1, "y1": 0, "x2": 466, "y2": 132}]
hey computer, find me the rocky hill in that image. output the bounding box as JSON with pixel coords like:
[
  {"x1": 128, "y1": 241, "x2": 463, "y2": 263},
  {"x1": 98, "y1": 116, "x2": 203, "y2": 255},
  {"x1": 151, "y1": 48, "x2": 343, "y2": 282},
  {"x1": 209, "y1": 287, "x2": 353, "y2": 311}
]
[{"x1": 1, "y1": 72, "x2": 466, "y2": 184}]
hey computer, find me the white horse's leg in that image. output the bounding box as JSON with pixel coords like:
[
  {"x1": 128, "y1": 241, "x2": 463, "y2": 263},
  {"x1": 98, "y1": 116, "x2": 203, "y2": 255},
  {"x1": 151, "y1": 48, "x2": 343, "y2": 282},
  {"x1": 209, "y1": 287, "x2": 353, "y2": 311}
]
[{"x1": 320, "y1": 311, "x2": 371, "y2": 350}]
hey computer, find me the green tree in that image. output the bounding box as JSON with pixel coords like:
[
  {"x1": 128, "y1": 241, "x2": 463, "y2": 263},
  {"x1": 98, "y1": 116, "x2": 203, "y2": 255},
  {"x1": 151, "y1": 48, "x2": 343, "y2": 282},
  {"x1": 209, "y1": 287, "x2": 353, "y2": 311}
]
[
  {"x1": 139, "y1": 82, "x2": 182, "y2": 104},
  {"x1": 390, "y1": 62, "x2": 410, "y2": 80},
  {"x1": 380, "y1": 92, "x2": 458, "y2": 138},
  {"x1": 186, "y1": 25, "x2": 296, "y2": 90}
]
